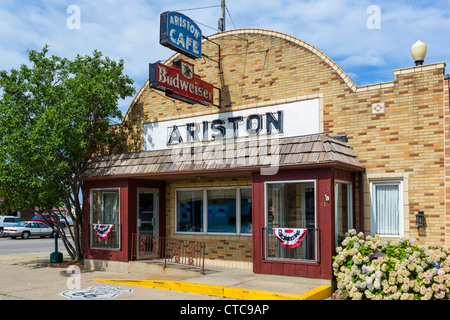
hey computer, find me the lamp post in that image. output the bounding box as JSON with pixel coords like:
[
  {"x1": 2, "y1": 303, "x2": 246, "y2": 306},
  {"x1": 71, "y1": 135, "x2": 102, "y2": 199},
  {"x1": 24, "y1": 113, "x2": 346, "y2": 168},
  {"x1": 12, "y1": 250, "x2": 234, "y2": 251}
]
[
  {"x1": 50, "y1": 232, "x2": 63, "y2": 263},
  {"x1": 411, "y1": 40, "x2": 427, "y2": 66}
]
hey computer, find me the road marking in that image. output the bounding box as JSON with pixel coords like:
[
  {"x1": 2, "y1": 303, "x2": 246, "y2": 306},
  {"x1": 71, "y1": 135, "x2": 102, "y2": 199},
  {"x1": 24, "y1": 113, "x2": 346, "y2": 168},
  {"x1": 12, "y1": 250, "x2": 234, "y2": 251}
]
[{"x1": 59, "y1": 286, "x2": 133, "y2": 300}]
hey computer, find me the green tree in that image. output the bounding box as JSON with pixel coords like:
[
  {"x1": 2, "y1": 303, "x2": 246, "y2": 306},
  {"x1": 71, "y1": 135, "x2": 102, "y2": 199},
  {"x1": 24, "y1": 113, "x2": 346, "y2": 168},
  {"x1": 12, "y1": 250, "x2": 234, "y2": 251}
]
[{"x1": 0, "y1": 46, "x2": 135, "y2": 261}]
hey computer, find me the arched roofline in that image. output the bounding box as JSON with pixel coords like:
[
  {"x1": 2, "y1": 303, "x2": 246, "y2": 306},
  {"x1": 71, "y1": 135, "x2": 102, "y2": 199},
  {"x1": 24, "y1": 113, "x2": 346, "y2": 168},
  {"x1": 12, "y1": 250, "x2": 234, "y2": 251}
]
[
  {"x1": 122, "y1": 28, "x2": 356, "y2": 123},
  {"x1": 208, "y1": 28, "x2": 357, "y2": 90}
]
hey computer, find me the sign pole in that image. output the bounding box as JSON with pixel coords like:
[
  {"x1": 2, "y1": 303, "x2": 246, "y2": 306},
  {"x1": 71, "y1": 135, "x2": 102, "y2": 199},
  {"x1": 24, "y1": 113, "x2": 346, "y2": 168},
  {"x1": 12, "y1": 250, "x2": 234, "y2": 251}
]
[{"x1": 220, "y1": 0, "x2": 226, "y2": 32}]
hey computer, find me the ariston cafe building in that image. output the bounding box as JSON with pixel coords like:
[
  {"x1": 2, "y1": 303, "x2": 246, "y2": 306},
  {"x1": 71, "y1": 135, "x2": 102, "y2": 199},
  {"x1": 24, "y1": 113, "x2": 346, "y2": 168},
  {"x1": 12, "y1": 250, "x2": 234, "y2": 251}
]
[{"x1": 78, "y1": 12, "x2": 450, "y2": 284}]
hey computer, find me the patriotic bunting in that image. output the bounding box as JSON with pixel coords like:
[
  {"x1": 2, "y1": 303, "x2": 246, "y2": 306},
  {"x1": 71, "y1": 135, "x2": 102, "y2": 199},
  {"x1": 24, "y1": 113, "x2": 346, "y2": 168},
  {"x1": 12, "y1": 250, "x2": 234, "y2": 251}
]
[
  {"x1": 272, "y1": 228, "x2": 307, "y2": 249},
  {"x1": 93, "y1": 224, "x2": 114, "y2": 240}
]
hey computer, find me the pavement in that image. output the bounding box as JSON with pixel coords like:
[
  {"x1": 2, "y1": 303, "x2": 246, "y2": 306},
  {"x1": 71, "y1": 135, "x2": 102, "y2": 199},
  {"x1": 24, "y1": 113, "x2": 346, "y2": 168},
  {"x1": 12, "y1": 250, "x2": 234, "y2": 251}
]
[{"x1": 0, "y1": 250, "x2": 332, "y2": 302}]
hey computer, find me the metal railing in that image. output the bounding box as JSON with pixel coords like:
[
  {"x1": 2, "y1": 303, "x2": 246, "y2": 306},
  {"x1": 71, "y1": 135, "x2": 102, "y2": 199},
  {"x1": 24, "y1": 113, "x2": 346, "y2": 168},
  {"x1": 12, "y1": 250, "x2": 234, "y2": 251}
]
[
  {"x1": 132, "y1": 234, "x2": 206, "y2": 274},
  {"x1": 262, "y1": 227, "x2": 320, "y2": 263}
]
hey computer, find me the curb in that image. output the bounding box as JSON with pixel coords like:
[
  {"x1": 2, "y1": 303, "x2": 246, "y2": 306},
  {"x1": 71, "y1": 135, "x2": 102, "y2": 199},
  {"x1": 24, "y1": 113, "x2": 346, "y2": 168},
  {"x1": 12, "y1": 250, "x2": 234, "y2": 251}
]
[{"x1": 94, "y1": 278, "x2": 331, "y2": 300}]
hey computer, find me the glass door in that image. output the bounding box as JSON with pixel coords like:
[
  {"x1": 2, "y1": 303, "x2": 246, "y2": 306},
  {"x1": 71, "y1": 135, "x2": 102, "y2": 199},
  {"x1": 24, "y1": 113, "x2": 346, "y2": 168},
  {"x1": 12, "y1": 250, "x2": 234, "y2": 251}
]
[
  {"x1": 138, "y1": 189, "x2": 158, "y2": 237},
  {"x1": 335, "y1": 181, "x2": 352, "y2": 246}
]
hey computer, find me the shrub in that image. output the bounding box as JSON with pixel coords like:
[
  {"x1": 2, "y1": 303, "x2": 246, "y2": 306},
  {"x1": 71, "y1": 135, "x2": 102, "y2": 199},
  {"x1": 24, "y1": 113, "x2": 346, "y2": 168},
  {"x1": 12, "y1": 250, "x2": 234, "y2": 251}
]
[{"x1": 332, "y1": 229, "x2": 450, "y2": 300}]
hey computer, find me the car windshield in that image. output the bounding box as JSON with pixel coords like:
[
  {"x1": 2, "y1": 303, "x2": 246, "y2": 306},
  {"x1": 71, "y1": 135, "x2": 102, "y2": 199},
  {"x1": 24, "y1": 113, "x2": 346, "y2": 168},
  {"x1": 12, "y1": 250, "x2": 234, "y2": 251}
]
[
  {"x1": 15, "y1": 222, "x2": 28, "y2": 227},
  {"x1": 30, "y1": 216, "x2": 40, "y2": 220}
]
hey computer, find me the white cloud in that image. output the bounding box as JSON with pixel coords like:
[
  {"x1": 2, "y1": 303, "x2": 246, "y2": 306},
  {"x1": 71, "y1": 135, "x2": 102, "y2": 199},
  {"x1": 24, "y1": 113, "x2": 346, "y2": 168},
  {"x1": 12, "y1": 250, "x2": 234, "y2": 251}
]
[
  {"x1": 340, "y1": 51, "x2": 386, "y2": 68},
  {"x1": 0, "y1": 0, "x2": 449, "y2": 117}
]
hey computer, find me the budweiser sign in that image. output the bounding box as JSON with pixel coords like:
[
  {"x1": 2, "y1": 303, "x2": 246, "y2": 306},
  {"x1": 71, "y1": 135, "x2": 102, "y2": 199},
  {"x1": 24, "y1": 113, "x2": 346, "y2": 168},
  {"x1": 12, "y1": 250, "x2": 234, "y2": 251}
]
[{"x1": 149, "y1": 59, "x2": 214, "y2": 105}]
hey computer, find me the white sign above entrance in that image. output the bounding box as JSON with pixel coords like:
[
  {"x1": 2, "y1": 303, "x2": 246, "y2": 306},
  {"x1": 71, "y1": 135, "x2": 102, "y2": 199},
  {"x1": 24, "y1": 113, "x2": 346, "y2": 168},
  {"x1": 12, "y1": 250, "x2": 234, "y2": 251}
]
[{"x1": 143, "y1": 99, "x2": 320, "y2": 151}]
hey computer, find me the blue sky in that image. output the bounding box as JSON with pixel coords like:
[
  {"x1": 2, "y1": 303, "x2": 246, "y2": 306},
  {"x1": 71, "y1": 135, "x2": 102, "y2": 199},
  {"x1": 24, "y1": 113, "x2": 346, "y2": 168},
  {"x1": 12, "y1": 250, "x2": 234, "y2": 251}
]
[{"x1": 0, "y1": 0, "x2": 449, "y2": 119}]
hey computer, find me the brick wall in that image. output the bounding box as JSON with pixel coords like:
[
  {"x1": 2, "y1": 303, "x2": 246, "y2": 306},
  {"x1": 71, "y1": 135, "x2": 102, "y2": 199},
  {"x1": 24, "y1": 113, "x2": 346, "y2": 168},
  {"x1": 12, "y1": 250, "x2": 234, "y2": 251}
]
[
  {"x1": 116, "y1": 29, "x2": 449, "y2": 255},
  {"x1": 349, "y1": 65, "x2": 446, "y2": 243},
  {"x1": 444, "y1": 76, "x2": 450, "y2": 245}
]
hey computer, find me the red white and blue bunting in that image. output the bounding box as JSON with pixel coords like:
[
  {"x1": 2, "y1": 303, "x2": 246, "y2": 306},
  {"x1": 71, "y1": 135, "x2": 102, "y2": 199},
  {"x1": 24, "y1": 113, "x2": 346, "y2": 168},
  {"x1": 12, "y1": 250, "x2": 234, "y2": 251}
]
[
  {"x1": 272, "y1": 228, "x2": 307, "y2": 249},
  {"x1": 93, "y1": 224, "x2": 114, "y2": 240}
]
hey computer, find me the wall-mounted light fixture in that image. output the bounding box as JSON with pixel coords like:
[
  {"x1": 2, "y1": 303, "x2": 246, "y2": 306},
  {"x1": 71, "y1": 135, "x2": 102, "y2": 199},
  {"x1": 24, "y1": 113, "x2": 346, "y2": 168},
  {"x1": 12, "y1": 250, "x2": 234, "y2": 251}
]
[
  {"x1": 411, "y1": 40, "x2": 427, "y2": 66},
  {"x1": 416, "y1": 211, "x2": 425, "y2": 227}
]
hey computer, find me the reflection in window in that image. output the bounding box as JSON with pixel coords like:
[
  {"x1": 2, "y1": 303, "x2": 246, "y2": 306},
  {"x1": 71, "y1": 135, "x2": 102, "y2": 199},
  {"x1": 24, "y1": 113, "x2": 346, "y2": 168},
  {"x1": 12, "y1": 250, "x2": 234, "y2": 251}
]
[
  {"x1": 207, "y1": 189, "x2": 236, "y2": 233},
  {"x1": 266, "y1": 181, "x2": 316, "y2": 261},
  {"x1": 240, "y1": 188, "x2": 252, "y2": 234},
  {"x1": 91, "y1": 189, "x2": 120, "y2": 249},
  {"x1": 175, "y1": 187, "x2": 252, "y2": 235},
  {"x1": 335, "y1": 182, "x2": 352, "y2": 246},
  {"x1": 176, "y1": 190, "x2": 203, "y2": 232}
]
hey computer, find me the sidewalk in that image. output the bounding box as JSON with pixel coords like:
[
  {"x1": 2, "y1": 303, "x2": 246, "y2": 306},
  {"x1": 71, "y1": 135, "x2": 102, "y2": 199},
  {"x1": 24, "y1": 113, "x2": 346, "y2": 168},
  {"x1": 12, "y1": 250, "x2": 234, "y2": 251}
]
[{"x1": 0, "y1": 252, "x2": 331, "y2": 300}]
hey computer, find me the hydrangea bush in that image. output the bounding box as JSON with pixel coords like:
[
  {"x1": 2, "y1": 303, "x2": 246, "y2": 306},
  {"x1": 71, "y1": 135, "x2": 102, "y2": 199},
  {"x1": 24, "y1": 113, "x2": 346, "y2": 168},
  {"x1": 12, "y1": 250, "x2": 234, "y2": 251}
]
[{"x1": 333, "y1": 229, "x2": 450, "y2": 300}]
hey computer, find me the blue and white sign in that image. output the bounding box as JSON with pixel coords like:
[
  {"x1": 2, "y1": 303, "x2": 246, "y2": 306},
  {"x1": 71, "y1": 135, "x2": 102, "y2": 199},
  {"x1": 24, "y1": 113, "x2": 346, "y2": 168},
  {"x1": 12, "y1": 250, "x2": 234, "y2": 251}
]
[
  {"x1": 160, "y1": 11, "x2": 202, "y2": 59},
  {"x1": 143, "y1": 99, "x2": 321, "y2": 151}
]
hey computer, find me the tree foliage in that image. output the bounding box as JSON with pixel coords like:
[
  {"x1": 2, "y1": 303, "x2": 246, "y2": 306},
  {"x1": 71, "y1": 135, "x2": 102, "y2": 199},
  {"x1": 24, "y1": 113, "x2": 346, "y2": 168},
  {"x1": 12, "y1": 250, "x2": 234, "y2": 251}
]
[{"x1": 0, "y1": 46, "x2": 135, "y2": 260}]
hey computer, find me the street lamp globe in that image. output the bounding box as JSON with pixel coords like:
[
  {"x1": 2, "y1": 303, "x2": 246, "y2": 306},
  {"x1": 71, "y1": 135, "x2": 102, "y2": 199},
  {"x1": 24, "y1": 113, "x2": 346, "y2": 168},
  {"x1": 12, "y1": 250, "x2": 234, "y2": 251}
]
[{"x1": 411, "y1": 40, "x2": 427, "y2": 66}]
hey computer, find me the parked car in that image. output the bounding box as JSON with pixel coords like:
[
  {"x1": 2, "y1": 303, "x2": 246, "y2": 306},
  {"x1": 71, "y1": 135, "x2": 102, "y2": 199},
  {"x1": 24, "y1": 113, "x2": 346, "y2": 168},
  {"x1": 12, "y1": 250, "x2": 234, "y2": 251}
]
[
  {"x1": 0, "y1": 216, "x2": 23, "y2": 237},
  {"x1": 56, "y1": 213, "x2": 73, "y2": 226},
  {"x1": 52, "y1": 208, "x2": 73, "y2": 226},
  {"x1": 29, "y1": 213, "x2": 65, "y2": 228},
  {"x1": 3, "y1": 221, "x2": 56, "y2": 239}
]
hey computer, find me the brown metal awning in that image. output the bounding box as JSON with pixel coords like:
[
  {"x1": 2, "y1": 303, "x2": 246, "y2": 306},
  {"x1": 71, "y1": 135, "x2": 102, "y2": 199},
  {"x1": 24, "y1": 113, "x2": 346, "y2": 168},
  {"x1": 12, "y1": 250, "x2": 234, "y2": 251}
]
[{"x1": 78, "y1": 134, "x2": 363, "y2": 181}]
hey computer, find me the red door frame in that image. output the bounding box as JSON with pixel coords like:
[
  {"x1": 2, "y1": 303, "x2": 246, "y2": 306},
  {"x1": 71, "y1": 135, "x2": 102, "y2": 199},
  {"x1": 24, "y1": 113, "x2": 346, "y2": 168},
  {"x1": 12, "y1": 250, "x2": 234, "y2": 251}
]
[
  {"x1": 252, "y1": 167, "x2": 354, "y2": 280},
  {"x1": 82, "y1": 178, "x2": 165, "y2": 262}
]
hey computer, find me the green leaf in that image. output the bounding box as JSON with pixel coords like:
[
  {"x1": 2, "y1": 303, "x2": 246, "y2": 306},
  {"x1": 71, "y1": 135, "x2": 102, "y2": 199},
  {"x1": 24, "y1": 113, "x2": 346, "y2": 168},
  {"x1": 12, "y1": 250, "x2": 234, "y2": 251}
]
[{"x1": 0, "y1": 45, "x2": 135, "y2": 260}]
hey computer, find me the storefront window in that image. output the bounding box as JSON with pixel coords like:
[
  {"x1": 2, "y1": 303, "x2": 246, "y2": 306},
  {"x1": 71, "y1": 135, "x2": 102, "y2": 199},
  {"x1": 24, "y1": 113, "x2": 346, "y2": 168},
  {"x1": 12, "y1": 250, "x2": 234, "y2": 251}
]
[
  {"x1": 176, "y1": 187, "x2": 252, "y2": 235},
  {"x1": 207, "y1": 189, "x2": 236, "y2": 233},
  {"x1": 265, "y1": 181, "x2": 316, "y2": 261},
  {"x1": 240, "y1": 188, "x2": 252, "y2": 234},
  {"x1": 91, "y1": 189, "x2": 120, "y2": 249},
  {"x1": 176, "y1": 190, "x2": 204, "y2": 232}
]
